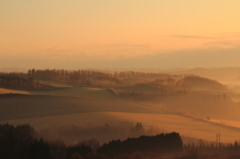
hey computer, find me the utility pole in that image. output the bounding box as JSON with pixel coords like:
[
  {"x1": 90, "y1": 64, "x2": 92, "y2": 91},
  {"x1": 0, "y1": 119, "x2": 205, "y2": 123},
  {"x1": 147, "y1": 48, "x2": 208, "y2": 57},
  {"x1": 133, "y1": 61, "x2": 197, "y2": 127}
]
[
  {"x1": 216, "y1": 133, "x2": 220, "y2": 148},
  {"x1": 219, "y1": 132, "x2": 220, "y2": 147}
]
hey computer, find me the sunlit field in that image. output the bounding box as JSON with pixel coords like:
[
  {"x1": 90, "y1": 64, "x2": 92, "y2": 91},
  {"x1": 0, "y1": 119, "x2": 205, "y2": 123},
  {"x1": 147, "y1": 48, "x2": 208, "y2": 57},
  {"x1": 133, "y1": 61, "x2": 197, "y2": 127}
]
[
  {"x1": 0, "y1": 88, "x2": 31, "y2": 95},
  {"x1": 1, "y1": 69, "x2": 240, "y2": 158},
  {"x1": 2, "y1": 110, "x2": 240, "y2": 144},
  {"x1": 30, "y1": 87, "x2": 115, "y2": 98},
  {"x1": 109, "y1": 112, "x2": 240, "y2": 143},
  {"x1": 37, "y1": 80, "x2": 73, "y2": 88},
  {"x1": 2, "y1": 1, "x2": 240, "y2": 158},
  {"x1": 1, "y1": 92, "x2": 240, "y2": 144}
]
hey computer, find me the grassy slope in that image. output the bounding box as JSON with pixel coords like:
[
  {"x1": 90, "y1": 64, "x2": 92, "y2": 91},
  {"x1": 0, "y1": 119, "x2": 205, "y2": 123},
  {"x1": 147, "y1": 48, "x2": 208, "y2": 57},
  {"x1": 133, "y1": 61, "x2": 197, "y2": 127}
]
[
  {"x1": 29, "y1": 87, "x2": 114, "y2": 98},
  {"x1": 0, "y1": 86, "x2": 115, "y2": 98},
  {"x1": 109, "y1": 112, "x2": 240, "y2": 143},
  {"x1": 3, "y1": 111, "x2": 240, "y2": 143},
  {"x1": 37, "y1": 80, "x2": 73, "y2": 88},
  {"x1": 0, "y1": 95, "x2": 161, "y2": 121},
  {"x1": 1, "y1": 94, "x2": 240, "y2": 143},
  {"x1": 0, "y1": 88, "x2": 30, "y2": 94}
]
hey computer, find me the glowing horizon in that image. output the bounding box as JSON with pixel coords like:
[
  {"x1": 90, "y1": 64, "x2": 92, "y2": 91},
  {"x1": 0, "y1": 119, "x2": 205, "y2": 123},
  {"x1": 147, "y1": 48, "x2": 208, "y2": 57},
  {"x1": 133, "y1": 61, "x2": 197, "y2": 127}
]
[{"x1": 1, "y1": 1, "x2": 240, "y2": 69}]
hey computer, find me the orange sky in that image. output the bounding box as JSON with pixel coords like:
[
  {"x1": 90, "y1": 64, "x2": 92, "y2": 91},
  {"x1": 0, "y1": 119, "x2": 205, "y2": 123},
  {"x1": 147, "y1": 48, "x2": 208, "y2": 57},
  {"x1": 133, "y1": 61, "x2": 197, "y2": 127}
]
[{"x1": 1, "y1": 1, "x2": 240, "y2": 69}]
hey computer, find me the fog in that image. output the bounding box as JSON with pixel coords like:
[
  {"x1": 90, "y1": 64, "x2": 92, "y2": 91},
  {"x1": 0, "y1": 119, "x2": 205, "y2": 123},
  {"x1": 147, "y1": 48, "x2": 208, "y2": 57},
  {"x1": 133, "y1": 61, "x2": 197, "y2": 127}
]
[{"x1": 1, "y1": 68, "x2": 240, "y2": 150}]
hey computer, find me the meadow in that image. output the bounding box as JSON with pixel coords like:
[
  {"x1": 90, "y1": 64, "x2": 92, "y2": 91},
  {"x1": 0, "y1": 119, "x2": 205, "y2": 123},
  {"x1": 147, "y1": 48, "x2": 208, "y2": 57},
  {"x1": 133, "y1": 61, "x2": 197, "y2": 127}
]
[
  {"x1": 1, "y1": 87, "x2": 240, "y2": 145},
  {"x1": 1, "y1": 69, "x2": 240, "y2": 147}
]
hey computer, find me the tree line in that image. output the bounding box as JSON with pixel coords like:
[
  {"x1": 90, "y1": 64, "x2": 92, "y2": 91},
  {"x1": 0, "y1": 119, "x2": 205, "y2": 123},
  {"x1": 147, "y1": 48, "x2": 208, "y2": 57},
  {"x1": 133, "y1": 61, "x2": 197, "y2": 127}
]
[
  {"x1": 98, "y1": 132, "x2": 183, "y2": 157},
  {"x1": 0, "y1": 123, "x2": 183, "y2": 159},
  {"x1": 0, "y1": 72, "x2": 54, "y2": 90},
  {"x1": 1, "y1": 69, "x2": 224, "y2": 91},
  {"x1": 27, "y1": 69, "x2": 181, "y2": 81},
  {"x1": 2, "y1": 123, "x2": 240, "y2": 159},
  {"x1": 0, "y1": 69, "x2": 225, "y2": 88},
  {"x1": 0, "y1": 69, "x2": 182, "y2": 89},
  {"x1": 176, "y1": 75, "x2": 226, "y2": 90},
  {"x1": 26, "y1": 69, "x2": 181, "y2": 86}
]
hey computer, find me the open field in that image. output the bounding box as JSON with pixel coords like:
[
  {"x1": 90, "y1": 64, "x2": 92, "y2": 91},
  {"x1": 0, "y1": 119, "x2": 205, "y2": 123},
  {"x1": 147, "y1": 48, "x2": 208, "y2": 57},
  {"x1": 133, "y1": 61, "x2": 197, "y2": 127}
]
[
  {"x1": 37, "y1": 80, "x2": 73, "y2": 88},
  {"x1": 29, "y1": 87, "x2": 116, "y2": 98},
  {"x1": 0, "y1": 86, "x2": 116, "y2": 98},
  {"x1": 0, "y1": 95, "x2": 161, "y2": 121},
  {"x1": 2, "y1": 110, "x2": 240, "y2": 144},
  {"x1": 0, "y1": 88, "x2": 31, "y2": 95},
  {"x1": 1, "y1": 94, "x2": 240, "y2": 144},
  {"x1": 109, "y1": 112, "x2": 240, "y2": 143},
  {"x1": 1, "y1": 73, "x2": 240, "y2": 145}
]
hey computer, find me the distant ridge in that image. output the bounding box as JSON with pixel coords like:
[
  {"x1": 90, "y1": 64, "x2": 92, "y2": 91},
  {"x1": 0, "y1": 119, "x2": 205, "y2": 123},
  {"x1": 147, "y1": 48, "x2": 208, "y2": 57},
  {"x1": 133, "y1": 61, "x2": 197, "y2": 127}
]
[{"x1": 176, "y1": 75, "x2": 226, "y2": 90}]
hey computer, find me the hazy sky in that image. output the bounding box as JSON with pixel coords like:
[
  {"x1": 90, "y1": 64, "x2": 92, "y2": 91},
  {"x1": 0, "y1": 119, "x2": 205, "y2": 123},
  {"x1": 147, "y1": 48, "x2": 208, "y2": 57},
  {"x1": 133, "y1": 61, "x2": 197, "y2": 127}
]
[{"x1": 1, "y1": 1, "x2": 240, "y2": 70}]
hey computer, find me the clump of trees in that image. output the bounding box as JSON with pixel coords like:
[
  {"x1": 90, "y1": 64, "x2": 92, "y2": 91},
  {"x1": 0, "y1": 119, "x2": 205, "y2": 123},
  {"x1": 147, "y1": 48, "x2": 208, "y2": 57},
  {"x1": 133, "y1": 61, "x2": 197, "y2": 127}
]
[
  {"x1": 0, "y1": 69, "x2": 183, "y2": 89},
  {"x1": 98, "y1": 132, "x2": 183, "y2": 157},
  {"x1": 176, "y1": 75, "x2": 227, "y2": 90},
  {"x1": 2, "y1": 69, "x2": 226, "y2": 92},
  {"x1": 0, "y1": 72, "x2": 54, "y2": 90},
  {"x1": 0, "y1": 123, "x2": 184, "y2": 159},
  {"x1": 26, "y1": 69, "x2": 182, "y2": 86},
  {"x1": 2, "y1": 123, "x2": 240, "y2": 159},
  {"x1": 0, "y1": 123, "x2": 36, "y2": 159}
]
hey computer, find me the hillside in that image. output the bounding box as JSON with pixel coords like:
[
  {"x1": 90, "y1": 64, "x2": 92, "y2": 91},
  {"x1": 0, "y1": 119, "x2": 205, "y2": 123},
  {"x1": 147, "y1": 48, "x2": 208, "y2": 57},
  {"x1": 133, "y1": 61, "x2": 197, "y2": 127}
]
[
  {"x1": 176, "y1": 75, "x2": 227, "y2": 91},
  {"x1": 1, "y1": 94, "x2": 240, "y2": 144},
  {"x1": 1, "y1": 69, "x2": 240, "y2": 146}
]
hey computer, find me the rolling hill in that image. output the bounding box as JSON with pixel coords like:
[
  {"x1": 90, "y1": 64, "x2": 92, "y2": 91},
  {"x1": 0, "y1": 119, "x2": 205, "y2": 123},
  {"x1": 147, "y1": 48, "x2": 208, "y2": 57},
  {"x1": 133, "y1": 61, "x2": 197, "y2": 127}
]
[{"x1": 1, "y1": 93, "x2": 240, "y2": 144}]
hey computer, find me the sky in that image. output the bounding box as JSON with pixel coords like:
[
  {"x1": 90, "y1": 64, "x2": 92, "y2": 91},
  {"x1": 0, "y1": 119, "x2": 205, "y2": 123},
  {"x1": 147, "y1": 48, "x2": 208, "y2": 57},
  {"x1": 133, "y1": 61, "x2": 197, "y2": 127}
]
[{"x1": 1, "y1": 0, "x2": 240, "y2": 70}]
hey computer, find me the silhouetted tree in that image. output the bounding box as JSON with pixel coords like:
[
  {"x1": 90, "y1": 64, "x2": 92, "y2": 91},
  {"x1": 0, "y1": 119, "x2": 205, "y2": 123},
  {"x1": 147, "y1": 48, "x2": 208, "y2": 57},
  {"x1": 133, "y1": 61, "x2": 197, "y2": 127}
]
[
  {"x1": 49, "y1": 140, "x2": 66, "y2": 159},
  {"x1": 66, "y1": 144, "x2": 92, "y2": 159},
  {"x1": 98, "y1": 132, "x2": 183, "y2": 157},
  {"x1": 234, "y1": 141, "x2": 239, "y2": 150},
  {"x1": 86, "y1": 152, "x2": 106, "y2": 159},
  {"x1": 0, "y1": 123, "x2": 35, "y2": 159},
  {"x1": 130, "y1": 122, "x2": 145, "y2": 137},
  {"x1": 70, "y1": 152, "x2": 84, "y2": 159},
  {"x1": 27, "y1": 138, "x2": 52, "y2": 159},
  {"x1": 78, "y1": 138, "x2": 100, "y2": 152}
]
